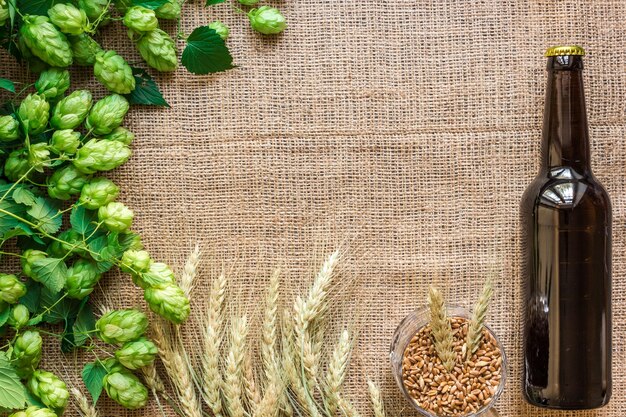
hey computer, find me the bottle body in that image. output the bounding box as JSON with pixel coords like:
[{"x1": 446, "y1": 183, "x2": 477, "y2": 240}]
[{"x1": 521, "y1": 51, "x2": 612, "y2": 409}]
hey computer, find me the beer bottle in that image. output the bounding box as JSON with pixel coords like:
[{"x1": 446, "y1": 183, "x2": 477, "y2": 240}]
[{"x1": 521, "y1": 46, "x2": 611, "y2": 409}]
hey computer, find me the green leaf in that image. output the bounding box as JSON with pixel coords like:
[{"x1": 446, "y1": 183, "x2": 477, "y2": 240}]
[
  {"x1": 17, "y1": 0, "x2": 65, "y2": 16},
  {"x1": 70, "y1": 206, "x2": 98, "y2": 236},
  {"x1": 82, "y1": 362, "x2": 107, "y2": 404},
  {"x1": 0, "y1": 200, "x2": 28, "y2": 236},
  {"x1": 39, "y1": 286, "x2": 79, "y2": 325},
  {"x1": 31, "y1": 257, "x2": 67, "y2": 293},
  {"x1": 19, "y1": 280, "x2": 42, "y2": 314},
  {"x1": 88, "y1": 232, "x2": 123, "y2": 273},
  {"x1": 61, "y1": 317, "x2": 75, "y2": 352},
  {"x1": 12, "y1": 187, "x2": 37, "y2": 206},
  {"x1": 27, "y1": 197, "x2": 63, "y2": 235},
  {"x1": 126, "y1": 68, "x2": 170, "y2": 107},
  {"x1": 0, "y1": 355, "x2": 26, "y2": 410},
  {"x1": 73, "y1": 300, "x2": 95, "y2": 347},
  {"x1": 132, "y1": 0, "x2": 168, "y2": 9},
  {"x1": 0, "y1": 78, "x2": 15, "y2": 94},
  {"x1": 206, "y1": 0, "x2": 227, "y2": 4},
  {"x1": 0, "y1": 307, "x2": 9, "y2": 328},
  {"x1": 24, "y1": 388, "x2": 46, "y2": 408},
  {"x1": 182, "y1": 26, "x2": 234, "y2": 75},
  {"x1": 2, "y1": 224, "x2": 34, "y2": 241}
]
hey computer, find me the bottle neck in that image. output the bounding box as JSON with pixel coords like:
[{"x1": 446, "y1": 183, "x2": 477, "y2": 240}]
[{"x1": 541, "y1": 56, "x2": 591, "y2": 174}]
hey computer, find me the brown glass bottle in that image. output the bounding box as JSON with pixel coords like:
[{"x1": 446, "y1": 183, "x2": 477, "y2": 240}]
[{"x1": 521, "y1": 46, "x2": 611, "y2": 409}]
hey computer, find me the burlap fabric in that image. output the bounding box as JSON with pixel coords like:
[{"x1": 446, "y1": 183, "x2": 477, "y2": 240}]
[{"x1": 2, "y1": 0, "x2": 626, "y2": 416}]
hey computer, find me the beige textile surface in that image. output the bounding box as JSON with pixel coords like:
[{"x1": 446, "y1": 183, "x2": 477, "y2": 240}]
[{"x1": 3, "y1": 0, "x2": 626, "y2": 416}]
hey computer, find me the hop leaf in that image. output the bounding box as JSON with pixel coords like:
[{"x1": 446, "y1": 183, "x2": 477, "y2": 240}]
[
  {"x1": 181, "y1": 26, "x2": 233, "y2": 75},
  {"x1": 20, "y1": 15, "x2": 73, "y2": 67}
]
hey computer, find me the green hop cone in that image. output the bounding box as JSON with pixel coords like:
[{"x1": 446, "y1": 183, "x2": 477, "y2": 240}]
[
  {"x1": 28, "y1": 143, "x2": 51, "y2": 172},
  {"x1": 8, "y1": 407, "x2": 58, "y2": 417},
  {"x1": 0, "y1": 274, "x2": 27, "y2": 304},
  {"x1": 0, "y1": 0, "x2": 8, "y2": 26},
  {"x1": 239, "y1": 0, "x2": 259, "y2": 5},
  {"x1": 98, "y1": 201, "x2": 133, "y2": 232},
  {"x1": 248, "y1": 6, "x2": 287, "y2": 35},
  {"x1": 73, "y1": 139, "x2": 131, "y2": 174},
  {"x1": 84, "y1": 94, "x2": 130, "y2": 135},
  {"x1": 115, "y1": 337, "x2": 158, "y2": 370},
  {"x1": 114, "y1": 0, "x2": 132, "y2": 13},
  {"x1": 94, "y1": 50, "x2": 136, "y2": 94},
  {"x1": 65, "y1": 259, "x2": 101, "y2": 299},
  {"x1": 79, "y1": 177, "x2": 119, "y2": 209},
  {"x1": 123, "y1": 233, "x2": 144, "y2": 251},
  {"x1": 144, "y1": 283, "x2": 190, "y2": 324},
  {"x1": 27, "y1": 370, "x2": 69, "y2": 414},
  {"x1": 78, "y1": 0, "x2": 110, "y2": 24},
  {"x1": 4, "y1": 149, "x2": 31, "y2": 182},
  {"x1": 50, "y1": 129, "x2": 81, "y2": 155},
  {"x1": 124, "y1": 6, "x2": 158, "y2": 33},
  {"x1": 47, "y1": 164, "x2": 88, "y2": 200},
  {"x1": 209, "y1": 20, "x2": 230, "y2": 41},
  {"x1": 68, "y1": 34, "x2": 103, "y2": 66},
  {"x1": 8, "y1": 304, "x2": 30, "y2": 329},
  {"x1": 0, "y1": 115, "x2": 20, "y2": 142},
  {"x1": 16, "y1": 36, "x2": 48, "y2": 74},
  {"x1": 103, "y1": 371, "x2": 149, "y2": 409},
  {"x1": 121, "y1": 250, "x2": 151, "y2": 274},
  {"x1": 136, "y1": 29, "x2": 178, "y2": 72},
  {"x1": 103, "y1": 126, "x2": 134, "y2": 145},
  {"x1": 48, "y1": 3, "x2": 88, "y2": 35},
  {"x1": 96, "y1": 309, "x2": 148, "y2": 344},
  {"x1": 133, "y1": 261, "x2": 174, "y2": 289},
  {"x1": 48, "y1": 229, "x2": 88, "y2": 258},
  {"x1": 155, "y1": 0, "x2": 181, "y2": 19},
  {"x1": 50, "y1": 90, "x2": 93, "y2": 130},
  {"x1": 35, "y1": 68, "x2": 71, "y2": 100},
  {"x1": 21, "y1": 249, "x2": 47, "y2": 279},
  {"x1": 18, "y1": 94, "x2": 50, "y2": 135},
  {"x1": 11, "y1": 330, "x2": 43, "y2": 379},
  {"x1": 20, "y1": 15, "x2": 73, "y2": 67}
]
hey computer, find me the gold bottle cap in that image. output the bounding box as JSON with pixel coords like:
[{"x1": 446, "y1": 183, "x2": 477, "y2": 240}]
[{"x1": 545, "y1": 45, "x2": 586, "y2": 57}]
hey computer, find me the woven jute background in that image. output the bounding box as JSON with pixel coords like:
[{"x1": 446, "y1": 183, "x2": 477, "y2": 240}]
[{"x1": 2, "y1": 0, "x2": 626, "y2": 416}]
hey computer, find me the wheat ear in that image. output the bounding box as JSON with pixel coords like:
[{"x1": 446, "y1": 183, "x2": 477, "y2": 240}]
[
  {"x1": 71, "y1": 387, "x2": 98, "y2": 417},
  {"x1": 244, "y1": 350, "x2": 262, "y2": 412},
  {"x1": 466, "y1": 277, "x2": 494, "y2": 358},
  {"x1": 428, "y1": 285, "x2": 456, "y2": 372},
  {"x1": 324, "y1": 330, "x2": 353, "y2": 415},
  {"x1": 180, "y1": 244, "x2": 201, "y2": 297},
  {"x1": 262, "y1": 268, "x2": 281, "y2": 382},
  {"x1": 254, "y1": 362, "x2": 283, "y2": 417},
  {"x1": 367, "y1": 380, "x2": 386, "y2": 417},
  {"x1": 224, "y1": 315, "x2": 248, "y2": 417},
  {"x1": 338, "y1": 397, "x2": 361, "y2": 417}
]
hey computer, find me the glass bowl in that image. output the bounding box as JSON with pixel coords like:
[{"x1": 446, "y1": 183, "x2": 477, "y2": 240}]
[{"x1": 390, "y1": 306, "x2": 507, "y2": 417}]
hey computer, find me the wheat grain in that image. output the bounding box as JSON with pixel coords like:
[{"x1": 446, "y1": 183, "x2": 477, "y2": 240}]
[
  {"x1": 201, "y1": 272, "x2": 228, "y2": 416},
  {"x1": 262, "y1": 268, "x2": 281, "y2": 382},
  {"x1": 180, "y1": 244, "x2": 201, "y2": 297},
  {"x1": 466, "y1": 277, "x2": 494, "y2": 359},
  {"x1": 141, "y1": 362, "x2": 165, "y2": 393},
  {"x1": 254, "y1": 367, "x2": 283, "y2": 417},
  {"x1": 338, "y1": 397, "x2": 361, "y2": 417},
  {"x1": 224, "y1": 315, "x2": 248, "y2": 417},
  {"x1": 367, "y1": 380, "x2": 385, "y2": 417},
  {"x1": 71, "y1": 387, "x2": 98, "y2": 417},
  {"x1": 324, "y1": 330, "x2": 353, "y2": 415},
  {"x1": 244, "y1": 349, "x2": 262, "y2": 411},
  {"x1": 428, "y1": 285, "x2": 456, "y2": 372}
]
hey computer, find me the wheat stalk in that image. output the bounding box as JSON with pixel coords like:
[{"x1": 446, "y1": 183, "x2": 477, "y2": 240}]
[
  {"x1": 71, "y1": 387, "x2": 98, "y2": 417},
  {"x1": 201, "y1": 272, "x2": 228, "y2": 416},
  {"x1": 367, "y1": 380, "x2": 385, "y2": 417},
  {"x1": 427, "y1": 285, "x2": 456, "y2": 372},
  {"x1": 224, "y1": 315, "x2": 248, "y2": 417},
  {"x1": 180, "y1": 244, "x2": 201, "y2": 297},
  {"x1": 465, "y1": 277, "x2": 494, "y2": 359},
  {"x1": 324, "y1": 330, "x2": 353, "y2": 416}
]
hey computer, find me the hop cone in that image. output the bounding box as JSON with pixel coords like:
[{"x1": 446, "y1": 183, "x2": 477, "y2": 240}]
[
  {"x1": 94, "y1": 50, "x2": 136, "y2": 94},
  {"x1": 21, "y1": 249, "x2": 47, "y2": 279},
  {"x1": 84, "y1": 94, "x2": 130, "y2": 135},
  {"x1": 144, "y1": 283, "x2": 190, "y2": 324},
  {"x1": 98, "y1": 201, "x2": 134, "y2": 232},
  {"x1": 48, "y1": 229, "x2": 87, "y2": 258},
  {"x1": 78, "y1": 0, "x2": 110, "y2": 22},
  {"x1": 11, "y1": 330, "x2": 43, "y2": 379},
  {"x1": 20, "y1": 15, "x2": 73, "y2": 67},
  {"x1": 73, "y1": 139, "x2": 131, "y2": 174},
  {"x1": 4, "y1": 149, "x2": 30, "y2": 182},
  {"x1": 114, "y1": 0, "x2": 133, "y2": 13},
  {"x1": 16, "y1": 36, "x2": 48, "y2": 74},
  {"x1": 115, "y1": 337, "x2": 158, "y2": 369},
  {"x1": 0, "y1": 115, "x2": 20, "y2": 142},
  {"x1": 0, "y1": 274, "x2": 27, "y2": 304},
  {"x1": 35, "y1": 68, "x2": 70, "y2": 100},
  {"x1": 8, "y1": 304, "x2": 30, "y2": 329},
  {"x1": 68, "y1": 34, "x2": 103, "y2": 66},
  {"x1": 50, "y1": 129, "x2": 81, "y2": 154},
  {"x1": 103, "y1": 371, "x2": 148, "y2": 409},
  {"x1": 96, "y1": 309, "x2": 148, "y2": 344},
  {"x1": 66, "y1": 259, "x2": 101, "y2": 299},
  {"x1": 0, "y1": 0, "x2": 8, "y2": 26},
  {"x1": 27, "y1": 370, "x2": 69, "y2": 414},
  {"x1": 79, "y1": 177, "x2": 120, "y2": 209},
  {"x1": 18, "y1": 94, "x2": 49, "y2": 135},
  {"x1": 103, "y1": 126, "x2": 134, "y2": 145},
  {"x1": 124, "y1": 6, "x2": 158, "y2": 32},
  {"x1": 8, "y1": 407, "x2": 57, "y2": 417},
  {"x1": 48, "y1": 3, "x2": 87, "y2": 35},
  {"x1": 136, "y1": 29, "x2": 178, "y2": 72},
  {"x1": 27, "y1": 142, "x2": 51, "y2": 172},
  {"x1": 154, "y1": 0, "x2": 181, "y2": 19},
  {"x1": 133, "y1": 261, "x2": 174, "y2": 289},
  {"x1": 248, "y1": 6, "x2": 287, "y2": 35},
  {"x1": 209, "y1": 20, "x2": 230, "y2": 40},
  {"x1": 121, "y1": 250, "x2": 151, "y2": 274},
  {"x1": 47, "y1": 164, "x2": 88, "y2": 200},
  {"x1": 50, "y1": 90, "x2": 93, "y2": 130}
]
